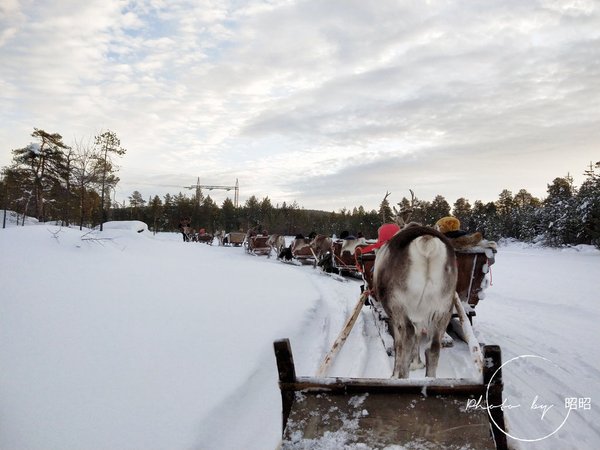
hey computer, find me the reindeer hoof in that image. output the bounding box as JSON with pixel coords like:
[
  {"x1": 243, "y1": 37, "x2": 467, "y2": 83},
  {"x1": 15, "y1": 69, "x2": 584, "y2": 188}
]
[{"x1": 442, "y1": 332, "x2": 454, "y2": 347}]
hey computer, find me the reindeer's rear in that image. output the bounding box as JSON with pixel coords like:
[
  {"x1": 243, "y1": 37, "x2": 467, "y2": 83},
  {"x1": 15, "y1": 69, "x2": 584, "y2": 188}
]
[{"x1": 373, "y1": 224, "x2": 457, "y2": 378}]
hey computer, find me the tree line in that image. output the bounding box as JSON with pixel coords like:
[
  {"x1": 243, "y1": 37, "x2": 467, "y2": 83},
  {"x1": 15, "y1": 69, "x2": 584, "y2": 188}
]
[
  {"x1": 1, "y1": 128, "x2": 126, "y2": 230},
  {"x1": 2, "y1": 128, "x2": 599, "y2": 248}
]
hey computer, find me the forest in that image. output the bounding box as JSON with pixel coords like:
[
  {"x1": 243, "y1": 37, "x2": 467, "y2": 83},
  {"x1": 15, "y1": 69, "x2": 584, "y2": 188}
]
[{"x1": 2, "y1": 128, "x2": 599, "y2": 248}]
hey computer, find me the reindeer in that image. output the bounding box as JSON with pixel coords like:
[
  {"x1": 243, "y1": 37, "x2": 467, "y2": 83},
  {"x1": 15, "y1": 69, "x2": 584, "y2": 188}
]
[
  {"x1": 266, "y1": 234, "x2": 286, "y2": 258},
  {"x1": 309, "y1": 234, "x2": 333, "y2": 259},
  {"x1": 373, "y1": 191, "x2": 457, "y2": 378},
  {"x1": 214, "y1": 229, "x2": 225, "y2": 246}
]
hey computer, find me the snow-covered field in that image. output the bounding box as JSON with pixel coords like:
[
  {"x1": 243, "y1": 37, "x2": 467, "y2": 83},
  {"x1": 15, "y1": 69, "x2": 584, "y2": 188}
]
[{"x1": 1, "y1": 219, "x2": 599, "y2": 450}]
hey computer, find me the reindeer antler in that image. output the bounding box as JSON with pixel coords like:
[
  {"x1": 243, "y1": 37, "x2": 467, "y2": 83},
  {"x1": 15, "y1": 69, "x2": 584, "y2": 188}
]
[
  {"x1": 392, "y1": 189, "x2": 416, "y2": 227},
  {"x1": 381, "y1": 191, "x2": 392, "y2": 223}
]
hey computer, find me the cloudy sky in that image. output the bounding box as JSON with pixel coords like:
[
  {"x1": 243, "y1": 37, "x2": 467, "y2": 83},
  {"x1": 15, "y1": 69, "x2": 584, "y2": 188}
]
[{"x1": 1, "y1": 0, "x2": 599, "y2": 211}]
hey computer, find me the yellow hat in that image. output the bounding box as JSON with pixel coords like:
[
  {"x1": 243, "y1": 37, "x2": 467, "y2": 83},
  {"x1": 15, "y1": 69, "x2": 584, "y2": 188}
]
[{"x1": 435, "y1": 216, "x2": 460, "y2": 234}]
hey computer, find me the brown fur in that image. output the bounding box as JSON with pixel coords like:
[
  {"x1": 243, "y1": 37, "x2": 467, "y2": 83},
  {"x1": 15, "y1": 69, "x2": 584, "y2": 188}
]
[{"x1": 374, "y1": 224, "x2": 457, "y2": 378}]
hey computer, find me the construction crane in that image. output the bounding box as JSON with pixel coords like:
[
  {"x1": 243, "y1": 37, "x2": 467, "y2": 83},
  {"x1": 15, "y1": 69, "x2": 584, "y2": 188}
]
[{"x1": 186, "y1": 177, "x2": 239, "y2": 207}]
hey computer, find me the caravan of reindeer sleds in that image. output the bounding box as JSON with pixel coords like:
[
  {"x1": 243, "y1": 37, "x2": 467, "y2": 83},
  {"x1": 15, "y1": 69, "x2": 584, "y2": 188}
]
[{"x1": 180, "y1": 191, "x2": 506, "y2": 449}]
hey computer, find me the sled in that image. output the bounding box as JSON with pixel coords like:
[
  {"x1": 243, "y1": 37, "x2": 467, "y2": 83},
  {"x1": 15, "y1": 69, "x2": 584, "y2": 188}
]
[
  {"x1": 328, "y1": 240, "x2": 367, "y2": 276},
  {"x1": 455, "y1": 246, "x2": 496, "y2": 308},
  {"x1": 274, "y1": 293, "x2": 507, "y2": 449},
  {"x1": 291, "y1": 240, "x2": 317, "y2": 265},
  {"x1": 223, "y1": 231, "x2": 246, "y2": 246},
  {"x1": 356, "y1": 243, "x2": 496, "y2": 324},
  {"x1": 274, "y1": 338, "x2": 507, "y2": 449},
  {"x1": 245, "y1": 235, "x2": 271, "y2": 255},
  {"x1": 274, "y1": 239, "x2": 506, "y2": 449},
  {"x1": 194, "y1": 233, "x2": 213, "y2": 245}
]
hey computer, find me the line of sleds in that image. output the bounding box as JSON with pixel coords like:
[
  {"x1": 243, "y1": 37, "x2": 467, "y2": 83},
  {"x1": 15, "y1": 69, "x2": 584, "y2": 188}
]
[{"x1": 270, "y1": 221, "x2": 508, "y2": 449}]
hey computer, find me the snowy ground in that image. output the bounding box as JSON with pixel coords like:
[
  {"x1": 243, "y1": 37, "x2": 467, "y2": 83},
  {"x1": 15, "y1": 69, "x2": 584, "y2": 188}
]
[{"x1": 1, "y1": 218, "x2": 599, "y2": 450}]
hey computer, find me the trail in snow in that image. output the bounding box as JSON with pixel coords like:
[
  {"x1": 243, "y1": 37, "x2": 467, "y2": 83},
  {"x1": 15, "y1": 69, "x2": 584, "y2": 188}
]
[
  {"x1": 260, "y1": 242, "x2": 600, "y2": 450},
  {"x1": 476, "y1": 246, "x2": 600, "y2": 450}
]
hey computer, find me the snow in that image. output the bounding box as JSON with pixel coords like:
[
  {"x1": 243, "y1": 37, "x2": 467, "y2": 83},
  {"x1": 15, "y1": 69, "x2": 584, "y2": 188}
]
[{"x1": 1, "y1": 219, "x2": 599, "y2": 450}]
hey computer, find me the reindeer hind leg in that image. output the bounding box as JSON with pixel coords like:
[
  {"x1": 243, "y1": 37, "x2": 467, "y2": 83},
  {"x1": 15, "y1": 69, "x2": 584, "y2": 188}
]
[
  {"x1": 425, "y1": 313, "x2": 450, "y2": 377},
  {"x1": 410, "y1": 333, "x2": 425, "y2": 371},
  {"x1": 392, "y1": 317, "x2": 417, "y2": 378}
]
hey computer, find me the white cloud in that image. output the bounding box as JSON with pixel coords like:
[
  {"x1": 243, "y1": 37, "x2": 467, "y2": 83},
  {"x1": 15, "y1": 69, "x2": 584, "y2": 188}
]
[{"x1": 1, "y1": 0, "x2": 599, "y2": 212}]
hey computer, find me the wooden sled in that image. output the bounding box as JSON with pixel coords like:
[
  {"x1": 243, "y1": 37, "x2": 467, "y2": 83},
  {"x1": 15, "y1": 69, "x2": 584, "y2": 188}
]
[
  {"x1": 291, "y1": 240, "x2": 317, "y2": 265},
  {"x1": 455, "y1": 246, "x2": 496, "y2": 308},
  {"x1": 328, "y1": 240, "x2": 367, "y2": 276},
  {"x1": 275, "y1": 338, "x2": 507, "y2": 449},
  {"x1": 274, "y1": 239, "x2": 506, "y2": 449},
  {"x1": 246, "y1": 235, "x2": 271, "y2": 255},
  {"x1": 223, "y1": 231, "x2": 246, "y2": 246},
  {"x1": 356, "y1": 244, "x2": 496, "y2": 324},
  {"x1": 194, "y1": 233, "x2": 213, "y2": 245},
  {"x1": 274, "y1": 293, "x2": 507, "y2": 449}
]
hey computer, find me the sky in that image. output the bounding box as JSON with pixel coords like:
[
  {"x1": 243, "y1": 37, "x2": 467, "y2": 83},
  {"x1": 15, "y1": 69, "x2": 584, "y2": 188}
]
[{"x1": 1, "y1": 0, "x2": 599, "y2": 211}]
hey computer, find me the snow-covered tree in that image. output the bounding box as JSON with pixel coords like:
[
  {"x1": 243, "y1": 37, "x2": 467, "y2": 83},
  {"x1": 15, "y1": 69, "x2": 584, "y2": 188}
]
[
  {"x1": 452, "y1": 197, "x2": 472, "y2": 230},
  {"x1": 576, "y1": 162, "x2": 600, "y2": 248},
  {"x1": 542, "y1": 176, "x2": 580, "y2": 246}
]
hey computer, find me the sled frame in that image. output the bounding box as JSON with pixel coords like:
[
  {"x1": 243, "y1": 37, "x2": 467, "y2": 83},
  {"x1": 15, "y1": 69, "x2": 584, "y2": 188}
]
[{"x1": 274, "y1": 339, "x2": 508, "y2": 450}]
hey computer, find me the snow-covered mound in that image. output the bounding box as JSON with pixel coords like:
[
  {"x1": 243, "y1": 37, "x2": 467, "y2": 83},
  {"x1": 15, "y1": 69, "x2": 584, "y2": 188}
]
[
  {"x1": 0, "y1": 209, "x2": 39, "y2": 227},
  {"x1": 102, "y1": 220, "x2": 149, "y2": 233}
]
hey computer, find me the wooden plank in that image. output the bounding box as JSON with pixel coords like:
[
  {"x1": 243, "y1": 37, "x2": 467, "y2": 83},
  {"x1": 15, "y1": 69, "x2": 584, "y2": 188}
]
[
  {"x1": 453, "y1": 293, "x2": 484, "y2": 374},
  {"x1": 274, "y1": 339, "x2": 297, "y2": 432},
  {"x1": 282, "y1": 390, "x2": 497, "y2": 449},
  {"x1": 281, "y1": 376, "x2": 485, "y2": 395},
  {"x1": 482, "y1": 345, "x2": 508, "y2": 450},
  {"x1": 274, "y1": 340, "x2": 506, "y2": 449},
  {"x1": 456, "y1": 252, "x2": 490, "y2": 306}
]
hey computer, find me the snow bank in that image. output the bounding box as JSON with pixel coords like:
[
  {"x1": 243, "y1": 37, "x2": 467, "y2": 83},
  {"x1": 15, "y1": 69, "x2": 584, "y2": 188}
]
[
  {"x1": 102, "y1": 220, "x2": 149, "y2": 233},
  {"x1": 1, "y1": 223, "x2": 599, "y2": 449}
]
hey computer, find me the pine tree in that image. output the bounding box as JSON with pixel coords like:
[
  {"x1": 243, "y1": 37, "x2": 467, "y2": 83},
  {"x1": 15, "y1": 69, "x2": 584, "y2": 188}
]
[
  {"x1": 452, "y1": 198, "x2": 472, "y2": 230},
  {"x1": 220, "y1": 197, "x2": 238, "y2": 231},
  {"x1": 149, "y1": 195, "x2": 163, "y2": 233},
  {"x1": 128, "y1": 191, "x2": 146, "y2": 220},
  {"x1": 94, "y1": 130, "x2": 126, "y2": 230},
  {"x1": 9, "y1": 129, "x2": 69, "y2": 221},
  {"x1": 244, "y1": 195, "x2": 261, "y2": 230},
  {"x1": 542, "y1": 177, "x2": 579, "y2": 246},
  {"x1": 512, "y1": 189, "x2": 542, "y2": 241},
  {"x1": 576, "y1": 162, "x2": 600, "y2": 247},
  {"x1": 425, "y1": 195, "x2": 451, "y2": 226}
]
